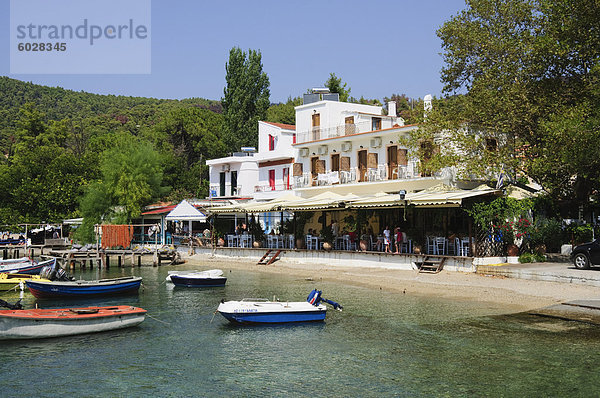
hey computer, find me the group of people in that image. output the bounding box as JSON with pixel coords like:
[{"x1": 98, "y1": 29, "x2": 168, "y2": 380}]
[
  {"x1": 381, "y1": 225, "x2": 407, "y2": 254},
  {"x1": 234, "y1": 223, "x2": 248, "y2": 235}
]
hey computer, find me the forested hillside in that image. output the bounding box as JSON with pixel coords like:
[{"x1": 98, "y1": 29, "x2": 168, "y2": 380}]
[{"x1": 0, "y1": 76, "x2": 227, "y2": 233}]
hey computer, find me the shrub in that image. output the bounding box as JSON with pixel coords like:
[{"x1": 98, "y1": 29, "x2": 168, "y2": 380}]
[
  {"x1": 528, "y1": 218, "x2": 565, "y2": 253},
  {"x1": 519, "y1": 252, "x2": 546, "y2": 263},
  {"x1": 566, "y1": 224, "x2": 593, "y2": 245}
]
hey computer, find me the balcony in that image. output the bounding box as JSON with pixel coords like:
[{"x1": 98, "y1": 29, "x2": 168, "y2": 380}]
[
  {"x1": 209, "y1": 184, "x2": 242, "y2": 197},
  {"x1": 293, "y1": 163, "x2": 423, "y2": 188},
  {"x1": 254, "y1": 183, "x2": 293, "y2": 193},
  {"x1": 296, "y1": 121, "x2": 373, "y2": 144}
]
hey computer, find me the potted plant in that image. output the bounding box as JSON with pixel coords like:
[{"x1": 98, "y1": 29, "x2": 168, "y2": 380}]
[
  {"x1": 248, "y1": 215, "x2": 265, "y2": 248},
  {"x1": 294, "y1": 212, "x2": 313, "y2": 249},
  {"x1": 320, "y1": 225, "x2": 334, "y2": 251}
]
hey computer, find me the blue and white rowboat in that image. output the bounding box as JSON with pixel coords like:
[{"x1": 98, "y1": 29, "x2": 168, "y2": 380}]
[
  {"x1": 166, "y1": 269, "x2": 226, "y2": 288},
  {"x1": 0, "y1": 258, "x2": 57, "y2": 275},
  {"x1": 25, "y1": 276, "x2": 142, "y2": 298}
]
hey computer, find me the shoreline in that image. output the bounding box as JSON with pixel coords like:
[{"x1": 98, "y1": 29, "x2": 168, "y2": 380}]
[{"x1": 182, "y1": 253, "x2": 600, "y2": 313}]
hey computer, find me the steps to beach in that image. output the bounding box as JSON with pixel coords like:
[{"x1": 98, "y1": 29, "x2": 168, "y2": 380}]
[
  {"x1": 257, "y1": 250, "x2": 282, "y2": 265},
  {"x1": 416, "y1": 256, "x2": 445, "y2": 273}
]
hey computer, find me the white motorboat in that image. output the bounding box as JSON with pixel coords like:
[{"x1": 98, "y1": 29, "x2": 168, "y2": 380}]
[
  {"x1": 165, "y1": 269, "x2": 224, "y2": 282},
  {"x1": 217, "y1": 289, "x2": 342, "y2": 324}
]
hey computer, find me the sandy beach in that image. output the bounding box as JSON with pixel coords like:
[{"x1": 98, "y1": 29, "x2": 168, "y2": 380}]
[{"x1": 182, "y1": 253, "x2": 600, "y2": 313}]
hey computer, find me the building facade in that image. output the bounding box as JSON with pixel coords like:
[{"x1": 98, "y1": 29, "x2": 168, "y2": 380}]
[{"x1": 291, "y1": 94, "x2": 453, "y2": 198}]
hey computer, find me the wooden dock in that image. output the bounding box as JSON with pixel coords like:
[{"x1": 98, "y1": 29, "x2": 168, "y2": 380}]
[
  {"x1": 47, "y1": 248, "x2": 182, "y2": 269},
  {"x1": 0, "y1": 242, "x2": 182, "y2": 269}
]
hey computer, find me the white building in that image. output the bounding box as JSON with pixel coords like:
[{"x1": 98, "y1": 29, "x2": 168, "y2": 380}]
[
  {"x1": 206, "y1": 121, "x2": 296, "y2": 201},
  {"x1": 291, "y1": 93, "x2": 453, "y2": 198}
]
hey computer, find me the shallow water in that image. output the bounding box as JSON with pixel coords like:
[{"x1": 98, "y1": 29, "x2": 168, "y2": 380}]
[{"x1": 1, "y1": 265, "x2": 600, "y2": 397}]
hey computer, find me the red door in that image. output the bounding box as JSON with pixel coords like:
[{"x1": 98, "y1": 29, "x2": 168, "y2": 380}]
[{"x1": 269, "y1": 169, "x2": 276, "y2": 190}]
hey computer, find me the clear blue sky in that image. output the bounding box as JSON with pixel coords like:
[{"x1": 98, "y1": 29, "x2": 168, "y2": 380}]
[{"x1": 0, "y1": 0, "x2": 467, "y2": 103}]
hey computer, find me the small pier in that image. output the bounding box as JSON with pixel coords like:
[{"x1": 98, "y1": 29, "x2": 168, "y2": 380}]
[
  {"x1": 0, "y1": 244, "x2": 27, "y2": 260},
  {"x1": 47, "y1": 248, "x2": 182, "y2": 269}
]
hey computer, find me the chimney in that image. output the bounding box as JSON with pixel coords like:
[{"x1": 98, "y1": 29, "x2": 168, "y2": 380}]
[
  {"x1": 423, "y1": 94, "x2": 432, "y2": 119},
  {"x1": 387, "y1": 101, "x2": 397, "y2": 117}
]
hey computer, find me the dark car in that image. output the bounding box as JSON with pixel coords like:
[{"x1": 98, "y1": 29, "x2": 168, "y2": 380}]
[{"x1": 570, "y1": 239, "x2": 600, "y2": 269}]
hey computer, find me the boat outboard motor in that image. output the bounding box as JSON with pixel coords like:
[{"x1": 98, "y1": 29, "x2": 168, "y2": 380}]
[
  {"x1": 40, "y1": 261, "x2": 60, "y2": 280},
  {"x1": 55, "y1": 268, "x2": 74, "y2": 281},
  {"x1": 307, "y1": 289, "x2": 343, "y2": 311},
  {"x1": 39, "y1": 265, "x2": 53, "y2": 280}
]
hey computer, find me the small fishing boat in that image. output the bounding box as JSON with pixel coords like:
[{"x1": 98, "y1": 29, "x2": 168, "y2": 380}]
[
  {"x1": 0, "y1": 257, "x2": 31, "y2": 266},
  {"x1": 0, "y1": 273, "x2": 49, "y2": 291},
  {"x1": 0, "y1": 305, "x2": 146, "y2": 340},
  {"x1": 25, "y1": 276, "x2": 143, "y2": 298},
  {"x1": 166, "y1": 269, "x2": 226, "y2": 287},
  {"x1": 217, "y1": 289, "x2": 343, "y2": 324},
  {"x1": 0, "y1": 257, "x2": 57, "y2": 275}
]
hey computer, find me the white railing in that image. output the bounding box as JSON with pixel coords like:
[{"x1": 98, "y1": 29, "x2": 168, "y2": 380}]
[
  {"x1": 254, "y1": 183, "x2": 292, "y2": 192},
  {"x1": 296, "y1": 121, "x2": 372, "y2": 144},
  {"x1": 292, "y1": 162, "x2": 426, "y2": 188},
  {"x1": 209, "y1": 184, "x2": 242, "y2": 197}
]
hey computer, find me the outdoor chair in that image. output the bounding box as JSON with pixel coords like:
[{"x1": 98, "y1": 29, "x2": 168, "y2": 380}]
[
  {"x1": 459, "y1": 238, "x2": 470, "y2": 256},
  {"x1": 434, "y1": 237, "x2": 447, "y2": 255}
]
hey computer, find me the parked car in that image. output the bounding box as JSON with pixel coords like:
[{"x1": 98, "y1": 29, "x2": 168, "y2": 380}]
[{"x1": 570, "y1": 240, "x2": 600, "y2": 269}]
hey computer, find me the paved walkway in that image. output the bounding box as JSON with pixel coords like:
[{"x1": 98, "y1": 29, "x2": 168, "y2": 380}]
[
  {"x1": 477, "y1": 260, "x2": 600, "y2": 324},
  {"x1": 477, "y1": 261, "x2": 600, "y2": 287}
]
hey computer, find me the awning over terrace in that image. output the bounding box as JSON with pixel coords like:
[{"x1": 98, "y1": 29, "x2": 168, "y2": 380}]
[
  {"x1": 348, "y1": 184, "x2": 500, "y2": 209},
  {"x1": 205, "y1": 184, "x2": 501, "y2": 214}
]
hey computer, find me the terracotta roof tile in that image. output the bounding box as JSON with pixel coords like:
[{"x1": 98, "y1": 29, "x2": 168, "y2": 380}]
[{"x1": 263, "y1": 121, "x2": 296, "y2": 130}]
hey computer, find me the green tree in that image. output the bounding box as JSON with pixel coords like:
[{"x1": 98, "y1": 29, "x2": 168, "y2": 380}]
[
  {"x1": 78, "y1": 133, "x2": 168, "y2": 242},
  {"x1": 266, "y1": 96, "x2": 302, "y2": 125},
  {"x1": 325, "y1": 73, "x2": 351, "y2": 102},
  {"x1": 383, "y1": 94, "x2": 424, "y2": 124},
  {"x1": 410, "y1": 0, "x2": 600, "y2": 204},
  {"x1": 0, "y1": 104, "x2": 93, "y2": 224},
  {"x1": 149, "y1": 107, "x2": 227, "y2": 198},
  {"x1": 222, "y1": 47, "x2": 270, "y2": 150}
]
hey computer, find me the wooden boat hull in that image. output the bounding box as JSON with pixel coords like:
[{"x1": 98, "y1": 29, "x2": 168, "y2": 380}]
[
  {"x1": 25, "y1": 276, "x2": 142, "y2": 298},
  {"x1": 170, "y1": 275, "x2": 227, "y2": 288},
  {"x1": 0, "y1": 305, "x2": 146, "y2": 339},
  {"x1": 218, "y1": 300, "x2": 327, "y2": 324}
]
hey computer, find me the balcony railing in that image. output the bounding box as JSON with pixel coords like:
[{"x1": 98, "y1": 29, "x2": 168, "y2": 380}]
[
  {"x1": 209, "y1": 184, "x2": 242, "y2": 197},
  {"x1": 293, "y1": 162, "x2": 425, "y2": 188},
  {"x1": 296, "y1": 121, "x2": 373, "y2": 144},
  {"x1": 254, "y1": 183, "x2": 293, "y2": 193}
]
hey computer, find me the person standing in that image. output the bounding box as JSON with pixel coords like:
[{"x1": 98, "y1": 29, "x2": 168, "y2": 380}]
[
  {"x1": 394, "y1": 226, "x2": 403, "y2": 253},
  {"x1": 383, "y1": 226, "x2": 391, "y2": 253}
]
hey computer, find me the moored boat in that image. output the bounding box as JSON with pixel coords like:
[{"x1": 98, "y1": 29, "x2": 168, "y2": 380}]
[
  {"x1": 0, "y1": 273, "x2": 48, "y2": 291},
  {"x1": 0, "y1": 257, "x2": 57, "y2": 275},
  {"x1": 0, "y1": 305, "x2": 147, "y2": 340},
  {"x1": 166, "y1": 269, "x2": 226, "y2": 287},
  {"x1": 25, "y1": 276, "x2": 143, "y2": 298},
  {"x1": 217, "y1": 289, "x2": 343, "y2": 324}
]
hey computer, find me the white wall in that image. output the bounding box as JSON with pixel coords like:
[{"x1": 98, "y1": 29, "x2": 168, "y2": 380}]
[
  {"x1": 256, "y1": 122, "x2": 295, "y2": 160},
  {"x1": 295, "y1": 100, "x2": 383, "y2": 134},
  {"x1": 207, "y1": 156, "x2": 258, "y2": 197}
]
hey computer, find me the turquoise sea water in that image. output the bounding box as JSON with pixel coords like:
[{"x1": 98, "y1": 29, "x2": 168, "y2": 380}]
[{"x1": 1, "y1": 265, "x2": 600, "y2": 397}]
